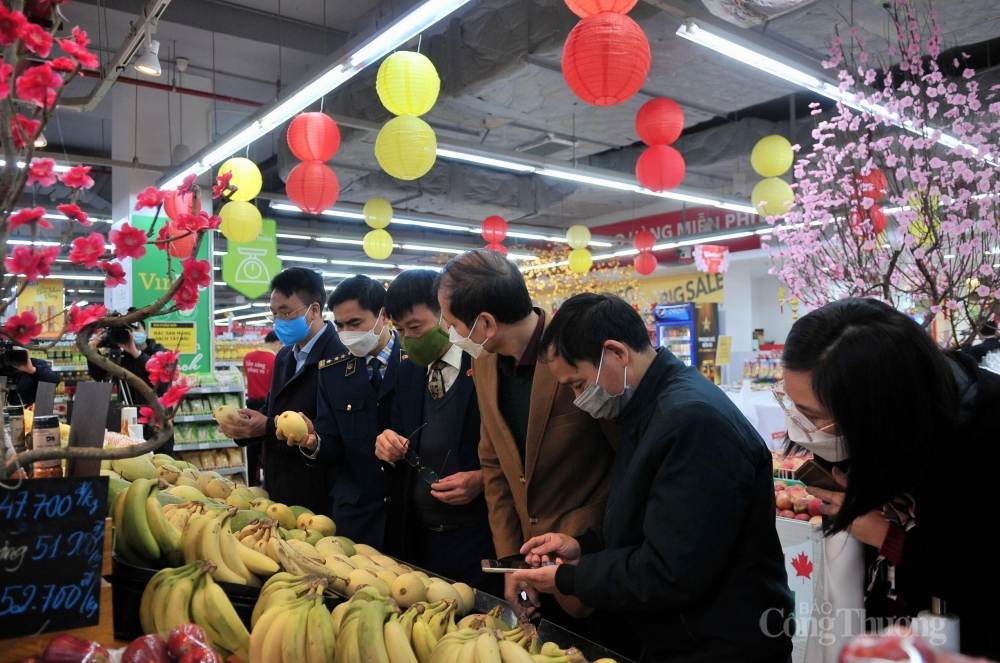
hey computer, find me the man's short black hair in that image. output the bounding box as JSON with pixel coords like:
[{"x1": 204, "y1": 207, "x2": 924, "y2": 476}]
[
  {"x1": 270, "y1": 267, "x2": 326, "y2": 308},
  {"x1": 436, "y1": 249, "x2": 533, "y2": 327},
  {"x1": 541, "y1": 293, "x2": 652, "y2": 367},
  {"x1": 328, "y1": 275, "x2": 386, "y2": 316},
  {"x1": 264, "y1": 331, "x2": 279, "y2": 344},
  {"x1": 385, "y1": 269, "x2": 440, "y2": 321}
]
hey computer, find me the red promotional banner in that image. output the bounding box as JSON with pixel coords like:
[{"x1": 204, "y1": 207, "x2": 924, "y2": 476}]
[
  {"x1": 694, "y1": 244, "x2": 730, "y2": 273},
  {"x1": 590, "y1": 206, "x2": 762, "y2": 255}
]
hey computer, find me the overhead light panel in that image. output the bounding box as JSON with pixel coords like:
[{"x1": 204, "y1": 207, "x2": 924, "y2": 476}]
[
  {"x1": 278, "y1": 255, "x2": 328, "y2": 264},
  {"x1": 133, "y1": 25, "x2": 162, "y2": 77}
]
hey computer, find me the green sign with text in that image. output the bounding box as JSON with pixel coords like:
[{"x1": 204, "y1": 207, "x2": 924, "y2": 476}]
[
  {"x1": 222, "y1": 218, "x2": 282, "y2": 299},
  {"x1": 131, "y1": 214, "x2": 213, "y2": 373}
]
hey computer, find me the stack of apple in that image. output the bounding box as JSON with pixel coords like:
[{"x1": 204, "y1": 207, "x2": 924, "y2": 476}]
[
  {"x1": 774, "y1": 481, "x2": 823, "y2": 525},
  {"x1": 771, "y1": 451, "x2": 811, "y2": 477}
]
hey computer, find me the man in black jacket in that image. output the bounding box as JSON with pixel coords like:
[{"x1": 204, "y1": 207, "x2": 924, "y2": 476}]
[
  {"x1": 513, "y1": 293, "x2": 793, "y2": 663},
  {"x1": 962, "y1": 319, "x2": 1000, "y2": 362},
  {"x1": 217, "y1": 267, "x2": 343, "y2": 515}
]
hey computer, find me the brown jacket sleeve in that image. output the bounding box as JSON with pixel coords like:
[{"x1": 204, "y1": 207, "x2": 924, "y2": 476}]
[{"x1": 478, "y1": 405, "x2": 524, "y2": 559}]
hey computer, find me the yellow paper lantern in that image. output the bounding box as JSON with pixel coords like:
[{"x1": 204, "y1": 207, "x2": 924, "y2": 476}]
[
  {"x1": 364, "y1": 198, "x2": 393, "y2": 229},
  {"x1": 751, "y1": 177, "x2": 795, "y2": 218},
  {"x1": 219, "y1": 157, "x2": 263, "y2": 201},
  {"x1": 568, "y1": 248, "x2": 593, "y2": 273},
  {"x1": 374, "y1": 115, "x2": 438, "y2": 181},
  {"x1": 750, "y1": 135, "x2": 793, "y2": 178},
  {"x1": 566, "y1": 225, "x2": 591, "y2": 249},
  {"x1": 219, "y1": 200, "x2": 263, "y2": 243},
  {"x1": 364, "y1": 229, "x2": 394, "y2": 260},
  {"x1": 376, "y1": 52, "x2": 441, "y2": 117}
]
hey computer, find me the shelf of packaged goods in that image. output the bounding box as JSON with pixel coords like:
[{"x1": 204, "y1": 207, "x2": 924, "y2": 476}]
[
  {"x1": 184, "y1": 386, "x2": 244, "y2": 395},
  {"x1": 215, "y1": 362, "x2": 245, "y2": 369},
  {"x1": 173, "y1": 441, "x2": 238, "y2": 451},
  {"x1": 52, "y1": 365, "x2": 88, "y2": 372},
  {"x1": 213, "y1": 467, "x2": 246, "y2": 476},
  {"x1": 174, "y1": 414, "x2": 217, "y2": 423},
  {"x1": 665, "y1": 338, "x2": 691, "y2": 343}
]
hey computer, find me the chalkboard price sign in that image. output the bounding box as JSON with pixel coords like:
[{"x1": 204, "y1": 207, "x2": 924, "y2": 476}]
[{"x1": 0, "y1": 476, "x2": 108, "y2": 639}]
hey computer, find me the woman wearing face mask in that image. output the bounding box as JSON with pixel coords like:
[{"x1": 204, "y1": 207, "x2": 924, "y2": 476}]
[
  {"x1": 777, "y1": 297, "x2": 999, "y2": 658},
  {"x1": 513, "y1": 293, "x2": 793, "y2": 663}
]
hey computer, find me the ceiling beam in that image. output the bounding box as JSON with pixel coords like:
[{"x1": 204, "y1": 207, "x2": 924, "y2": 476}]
[{"x1": 74, "y1": 0, "x2": 349, "y2": 57}]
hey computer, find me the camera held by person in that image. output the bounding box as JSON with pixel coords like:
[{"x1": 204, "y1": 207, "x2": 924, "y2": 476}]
[{"x1": 0, "y1": 341, "x2": 61, "y2": 407}]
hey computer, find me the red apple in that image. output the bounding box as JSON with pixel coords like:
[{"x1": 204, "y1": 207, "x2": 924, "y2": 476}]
[
  {"x1": 122, "y1": 635, "x2": 170, "y2": 663},
  {"x1": 774, "y1": 480, "x2": 788, "y2": 490},
  {"x1": 807, "y1": 498, "x2": 824, "y2": 517},
  {"x1": 167, "y1": 624, "x2": 209, "y2": 659},
  {"x1": 809, "y1": 515, "x2": 823, "y2": 525},
  {"x1": 793, "y1": 497, "x2": 811, "y2": 514},
  {"x1": 775, "y1": 493, "x2": 793, "y2": 511},
  {"x1": 178, "y1": 648, "x2": 223, "y2": 663},
  {"x1": 778, "y1": 509, "x2": 797, "y2": 519},
  {"x1": 795, "y1": 513, "x2": 812, "y2": 521},
  {"x1": 780, "y1": 460, "x2": 796, "y2": 469}
]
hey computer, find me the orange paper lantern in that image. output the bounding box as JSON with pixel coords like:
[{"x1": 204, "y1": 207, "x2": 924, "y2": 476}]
[
  {"x1": 634, "y1": 251, "x2": 657, "y2": 275},
  {"x1": 561, "y1": 13, "x2": 650, "y2": 107},
  {"x1": 636, "y1": 98, "x2": 684, "y2": 146},
  {"x1": 165, "y1": 222, "x2": 195, "y2": 259},
  {"x1": 287, "y1": 112, "x2": 341, "y2": 162},
  {"x1": 636, "y1": 145, "x2": 685, "y2": 192},
  {"x1": 163, "y1": 189, "x2": 200, "y2": 221},
  {"x1": 564, "y1": 0, "x2": 638, "y2": 18},
  {"x1": 481, "y1": 216, "x2": 508, "y2": 243},
  {"x1": 286, "y1": 161, "x2": 340, "y2": 214}
]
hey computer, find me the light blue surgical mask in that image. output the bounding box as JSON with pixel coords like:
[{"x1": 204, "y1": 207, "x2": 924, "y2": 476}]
[
  {"x1": 274, "y1": 315, "x2": 311, "y2": 345},
  {"x1": 133, "y1": 332, "x2": 147, "y2": 346}
]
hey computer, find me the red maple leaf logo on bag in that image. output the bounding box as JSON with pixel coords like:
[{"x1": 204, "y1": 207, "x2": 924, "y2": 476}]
[{"x1": 791, "y1": 551, "x2": 813, "y2": 579}]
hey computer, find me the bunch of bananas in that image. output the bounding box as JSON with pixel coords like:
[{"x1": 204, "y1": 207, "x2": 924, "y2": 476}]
[
  {"x1": 139, "y1": 561, "x2": 251, "y2": 662},
  {"x1": 179, "y1": 506, "x2": 276, "y2": 586},
  {"x1": 111, "y1": 477, "x2": 184, "y2": 568},
  {"x1": 249, "y1": 574, "x2": 336, "y2": 663},
  {"x1": 235, "y1": 519, "x2": 350, "y2": 595},
  {"x1": 162, "y1": 499, "x2": 213, "y2": 530}
]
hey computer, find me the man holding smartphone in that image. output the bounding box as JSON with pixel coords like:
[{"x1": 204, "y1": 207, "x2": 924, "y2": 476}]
[{"x1": 512, "y1": 294, "x2": 793, "y2": 663}]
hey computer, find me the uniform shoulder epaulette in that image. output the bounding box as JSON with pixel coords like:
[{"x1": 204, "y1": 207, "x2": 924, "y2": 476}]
[{"x1": 319, "y1": 353, "x2": 351, "y2": 369}]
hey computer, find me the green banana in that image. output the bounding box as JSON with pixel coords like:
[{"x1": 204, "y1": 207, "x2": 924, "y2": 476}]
[
  {"x1": 338, "y1": 611, "x2": 362, "y2": 663},
  {"x1": 280, "y1": 602, "x2": 310, "y2": 663},
  {"x1": 124, "y1": 478, "x2": 160, "y2": 561},
  {"x1": 146, "y1": 490, "x2": 183, "y2": 566},
  {"x1": 306, "y1": 597, "x2": 336, "y2": 663}
]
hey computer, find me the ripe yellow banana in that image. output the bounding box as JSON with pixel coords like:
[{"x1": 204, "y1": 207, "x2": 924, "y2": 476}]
[
  {"x1": 428, "y1": 609, "x2": 450, "y2": 640},
  {"x1": 146, "y1": 493, "x2": 183, "y2": 566},
  {"x1": 261, "y1": 606, "x2": 293, "y2": 663},
  {"x1": 203, "y1": 575, "x2": 252, "y2": 661},
  {"x1": 477, "y1": 632, "x2": 503, "y2": 663},
  {"x1": 124, "y1": 478, "x2": 160, "y2": 561},
  {"x1": 237, "y1": 520, "x2": 261, "y2": 541},
  {"x1": 189, "y1": 572, "x2": 232, "y2": 650},
  {"x1": 280, "y1": 602, "x2": 310, "y2": 663},
  {"x1": 332, "y1": 600, "x2": 353, "y2": 638},
  {"x1": 384, "y1": 617, "x2": 418, "y2": 663},
  {"x1": 399, "y1": 605, "x2": 419, "y2": 640},
  {"x1": 338, "y1": 615, "x2": 362, "y2": 663},
  {"x1": 140, "y1": 565, "x2": 187, "y2": 634},
  {"x1": 304, "y1": 597, "x2": 335, "y2": 663},
  {"x1": 358, "y1": 598, "x2": 390, "y2": 663},
  {"x1": 498, "y1": 640, "x2": 536, "y2": 663},
  {"x1": 159, "y1": 568, "x2": 196, "y2": 632},
  {"x1": 198, "y1": 517, "x2": 247, "y2": 584},
  {"x1": 411, "y1": 619, "x2": 437, "y2": 663},
  {"x1": 149, "y1": 564, "x2": 200, "y2": 633},
  {"x1": 218, "y1": 514, "x2": 261, "y2": 585},
  {"x1": 238, "y1": 543, "x2": 281, "y2": 577},
  {"x1": 251, "y1": 602, "x2": 302, "y2": 663},
  {"x1": 456, "y1": 640, "x2": 478, "y2": 663},
  {"x1": 182, "y1": 514, "x2": 210, "y2": 563}
]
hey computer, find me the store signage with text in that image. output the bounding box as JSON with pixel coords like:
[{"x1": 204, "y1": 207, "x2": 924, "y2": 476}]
[
  {"x1": 591, "y1": 206, "x2": 761, "y2": 241},
  {"x1": 644, "y1": 272, "x2": 725, "y2": 305},
  {"x1": 148, "y1": 322, "x2": 197, "y2": 354},
  {"x1": 16, "y1": 278, "x2": 65, "y2": 339},
  {"x1": 222, "y1": 219, "x2": 282, "y2": 299}
]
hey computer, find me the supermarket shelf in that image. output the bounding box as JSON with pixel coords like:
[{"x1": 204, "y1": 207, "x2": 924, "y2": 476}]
[
  {"x1": 174, "y1": 441, "x2": 238, "y2": 451},
  {"x1": 53, "y1": 365, "x2": 87, "y2": 372},
  {"x1": 174, "y1": 414, "x2": 217, "y2": 423},
  {"x1": 185, "y1": 386, "x2": 244, "y2": 395},
  {"x1": 215, "y1": 362, "x2": 245, "y2": 368}
]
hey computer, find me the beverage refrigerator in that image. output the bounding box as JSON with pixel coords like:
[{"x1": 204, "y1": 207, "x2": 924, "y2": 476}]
[{"x1": 653, "y1": 303, "x2": 695, "y2": 366}]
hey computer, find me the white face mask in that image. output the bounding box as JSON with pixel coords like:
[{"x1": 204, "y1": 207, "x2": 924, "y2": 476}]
[
  {"x1": 448, "y1": 315, "x2": 489, "y2": 359},
  {"x1": 573, "y1": 352, "x2": 634, "y2": 420},
  {"x1": 786, "y1": 404, "x2": 848, "y2": 462},
  {"x1": 339, "y1": 309, "x2": 385, "y2": 357}
]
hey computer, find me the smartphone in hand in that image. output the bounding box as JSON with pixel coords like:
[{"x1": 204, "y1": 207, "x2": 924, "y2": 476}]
[{"x1": 794, "y1": 459, "x2": 843, "y2": 492}]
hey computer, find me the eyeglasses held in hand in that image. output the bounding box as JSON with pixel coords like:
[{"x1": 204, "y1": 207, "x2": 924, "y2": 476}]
[{"x1": 402, "y1": 423, "x2": 450, "y2": 485}]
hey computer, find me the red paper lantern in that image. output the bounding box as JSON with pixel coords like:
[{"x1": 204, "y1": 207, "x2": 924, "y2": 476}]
[
  {"x1": 563, "y1": 0, "x2": 638, "y2": 18},
  {"x1": 634, "y1": 251, "x2": 657, "y2": 275},
  {"x1": 859, "y1": 169, "x2": 888, "y2": 201},
  {"x1": 869, "y1": 204, "x2": 887, "y2": 234},
  {"x1": 636, "y1": 145, "x2": 686, "y2": 192},
  {"x1": 561, "y1": 13, "x2": 651, "y2": 107},
  {"x1": 849, "y1": 204, "x2": 887, "y2": 235},
  {"x1": 632, "y1": 229, "x2": 655, "y2": 252},
  {"x1": 286, "y1": 161, "x2": 340, "y2": 214},
  {"x1": 163, "y1": 189, "x2": 200, "y2": 222},
  {"x1": 166, "y1": 222, "x2": 195, "y2": 259},
  {"x1": 481, "y1": 216, "x2": 508, "y2": 243},
  {"x1": 287, "y1": 112, "x2": 341, "y2": 162},
  {"x1": 486, "y1": 242, "x2": 508, "y2": 255},
  {"x1": 636, "y1": 98, "x2": 684, "y2": 146}
]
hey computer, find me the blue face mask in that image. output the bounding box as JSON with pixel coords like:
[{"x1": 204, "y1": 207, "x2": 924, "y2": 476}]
[
  {"x1": 133, "y1": 333, "x2": 147, "y2": 346},
  {"x1": 273, "y1": 314, "x2": 311, "y2": 345}
]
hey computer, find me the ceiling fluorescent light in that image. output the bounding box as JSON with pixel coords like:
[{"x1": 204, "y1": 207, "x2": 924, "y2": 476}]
[
  {"x1": 276, "y1": 232, "x2": 313, "y2": 240},
  {"x1": 0, "y1": 160, "x2": 72, "y2": 173},
  {"x1": 436, "y1": 148, "x2": 538, "y2": 173},
  {"x1": 214, "y1": 281, "x2": 227, "y2": 286},
  {"x1": 215, "y1": 304, "x2": 253, "y2": 314},
  {"x1": 399, "y1": 243, "x2": 467, "y2": 255},
  {"x1": 322, "y1": 209, "x2": 366, "y2": 220},
  {"x1": 278, "y1": 255, "x2": 328, "y2": 263},
  {"x1": 159, "y1": 0, "x2": 475, "y2": 189},
  {"x1": 392, "y1": 217, "x2": 472, "y2": 232},
  {"x1": 537, "y1": 168, "x2": 639, "y2": 192},
  {"x1": 314, "y1": 237, "x2": 365, "y2": 246},
  {"x1": 329, "y1": 259, "x2": 397, "y2": 269},
  {"x1": 323, "y1": 271, "x2": 398, "y2": 281}
]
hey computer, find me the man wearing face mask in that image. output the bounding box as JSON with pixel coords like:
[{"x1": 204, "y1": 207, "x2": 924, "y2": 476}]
[
  {"x1": 290, "y1": 276, "x2": 403, "y2": 551},
  {"x1": 216, "y1": 267, "x2": 342, "y2": 515},
  {"x1": 512, "y1": 293, "x2": 793, "y2": 663},
  {"x1": 436, "y1": 250, "x2": 616, "y2": 637},
  {"x1": 373, "y1": 269, "x2": 498, "y2": 591}
]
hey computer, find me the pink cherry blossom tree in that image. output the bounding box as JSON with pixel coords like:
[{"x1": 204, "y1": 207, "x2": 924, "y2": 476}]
[
  {"x1": 1, "y1": 0, "x2": 236, "y2": 478},
  {"x1": 763, "y1": 0, "x2": 1000, "y2": 346}
]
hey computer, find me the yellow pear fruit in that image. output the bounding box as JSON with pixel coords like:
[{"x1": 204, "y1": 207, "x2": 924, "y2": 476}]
[
  {"x1": 411, "y1": 570, "x2": 428, "y2": 579},
  {"x1": 323, "y1": 560, "x2": 354, "y2": 594},
  {"x1": 251, "y1": 498, "x2": 275, "y2": 511},
  {"x1": 156, "y1": 464, "x2": 182, "y2": 484},
  {"x1": 99, "y1": 469, "x2": 121, "y2": 480},
  {"x1": 351, "y1": 555, "x2": 378, "y2": 569},
  {"x1": 327, "y1": 553, "x2": 357, "y2": 569},
  {"x1": 168, "y1": 485, "x2": 209, "y2": 502},
  {"x1": 213, "y1": 405, "x2": 241, "y2": 424},
  {"x1": 151, "y1": 453, "x2": 176, "y2": 467},
  {"x1": 426, "y1": 581, "x2": 463, "y2": 606},
  {"x1": 305, "y1": 514, "x2": 336, "y2": 537},
  {"x1": 180, "y1": 468, "x2": 200, "y2": 482},
  {"x1": 275, "y1": 411, "x2": 308, "y2": 442},
  {"x1": 452, "y1": 583, "x2": 475, "y2": 617},
  {"x1": 369, "y1": 554, "x2": 397, "y2": 568},
  {"x1": 110, "y1": 455, "x2": 158, "y2": 481},
  {"x1": 266, "y1": 503, "x2": 297, "y2": 529},
  {"x1": 226, "y1": 488, "x2": 254, "y2": 509},
  {"x1": 396, "y1": 562, "x2": 413, "y2": 573},
  {"x1": 315, "y1": 538, "x2": 342, "y2": 559},
  {"x1": 248, "y1": 486, "x2": 269, "y2": 499},
  {"x1": 391, "y1": 574, "x2": 427, "y2": 609},
  {"x1": 175, "y1": 476, "x2": 202, "y2": 490},
  {"x1": 347, "y1": 568, "x2": 389, "y2": 597},
  {"x1": 203, "y1": 479, "x2": 233, "y2": 500},
  {"x1": 375, "y1": 569, "x2": 399, "y2": 588},
  {"x1": 295, "y1": 513, "x2": 313, "y2": 530},
  {"x1": 352, "y1": 543, "x2": 381, "y2": 557},
  {"x1": 420, "y1": 577, "x2": 434, "y2": 588}
]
